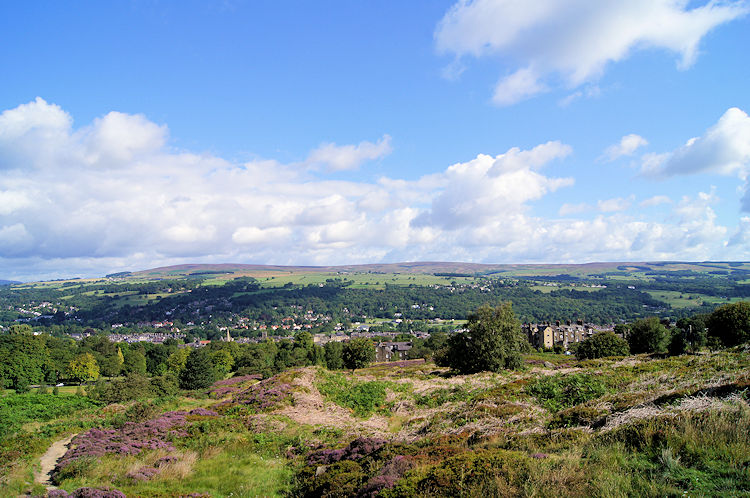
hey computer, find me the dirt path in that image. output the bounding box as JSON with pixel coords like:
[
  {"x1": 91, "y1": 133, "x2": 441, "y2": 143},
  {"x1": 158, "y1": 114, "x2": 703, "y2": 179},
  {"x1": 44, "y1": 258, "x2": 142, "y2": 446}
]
[
  {"x1": 277, "y1": 369, "x2": 392, "y2": 438},
  {"x1": 34, "y1": 433, "x2": 76, "y2": 488}
]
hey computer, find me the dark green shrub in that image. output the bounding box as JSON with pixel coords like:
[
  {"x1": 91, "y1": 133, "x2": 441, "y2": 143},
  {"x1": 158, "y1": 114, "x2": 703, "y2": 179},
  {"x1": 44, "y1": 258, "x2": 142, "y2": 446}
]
[
  {"x1": 150, "y1": 373, "x2": 179, "y2": 397},
  {"x1": 299, "y1": 460, "x2": 366, "y2": 497},
  {"x1": 14, "y1": 376, "x2": 31, "y2": 394},
  {"x1": 180, "y1": 348, "x2": 219, "y2": 389},
  {"x1": 387, "y1": 449, "x2": 530, "y2": 497},
  {"x1": 324, "y1": 341, "x2": 344, "y2": 370},
  {"x1": 707, "y1": 301, "x2": 750, "y2": 347},
  {"x1": 343, "y1": 338, "x2": 375, "y2": 370},
  {"x1": 88, "y1": 373, "x2": 154, "y2": 404},
  {"x1": 668, "y1": 329, "x2": 688, "y2": 356},
  {"x1": 549, "y1": 405, "x2": 609, "y2": 428},
  {"x1": 443, "y1": 302, "x2": 525, "y2": 374},
  {"x1": 576, "y1": 331, "x2": 629, "y2": 359},
  {"x1": 628, "y1": 317, "x2": 669, "y2": 354}
]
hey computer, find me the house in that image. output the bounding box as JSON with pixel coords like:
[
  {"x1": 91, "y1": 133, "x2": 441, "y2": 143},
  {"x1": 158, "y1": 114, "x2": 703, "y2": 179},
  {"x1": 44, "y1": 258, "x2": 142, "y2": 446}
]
[
  {"x1": 375, "y1": 341, "x2": 412, "y2": 362},
  {"x1": 524, "y1": 321, "x2": 598, "y2": 350}
]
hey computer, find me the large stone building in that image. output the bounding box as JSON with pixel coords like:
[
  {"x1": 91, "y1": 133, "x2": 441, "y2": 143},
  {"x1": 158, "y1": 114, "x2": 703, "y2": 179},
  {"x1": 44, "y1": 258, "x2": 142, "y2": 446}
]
[{"x1": 524, "y1": 321, "x2": 598, "y2": 350}]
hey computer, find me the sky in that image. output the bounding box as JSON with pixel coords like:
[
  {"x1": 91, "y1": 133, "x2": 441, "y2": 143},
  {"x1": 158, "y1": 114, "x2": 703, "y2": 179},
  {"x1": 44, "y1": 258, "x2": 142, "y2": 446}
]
[{"x1": 1, "y1": 0, "x2": 750, "y2": 282}]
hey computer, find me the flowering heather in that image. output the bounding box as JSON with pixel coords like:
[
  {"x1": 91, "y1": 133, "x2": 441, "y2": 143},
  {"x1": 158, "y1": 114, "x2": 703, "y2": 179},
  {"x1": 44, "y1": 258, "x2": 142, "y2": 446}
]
[
  {"x1": 306, "y1": 437, "x2": 387, "y2": 466},
  {"x1": 215, "y1": 375, "x2": 293, "y2": 413},
  {"x1": 209, "y1": 375, "x2": 262, "y2": 398},
  {"x1": 358, "y1": 455, "x2": 415, "y2": 497},
  {"x1": 126, "y1": 465, "x2": 160, "y2": 481},
  {"x1": 188, "y1": 407, "x2": 219, "y2": 417},
  {"x1": 213, "y1": 374, "x2": 263, "y2": 386},
  {"x1": 47, "y1": 488, "x2": 126, "y2": 498},
  {"x1": 154, "y1": 455, "x2": 179, "y2": 466},
  {"x1": 369, "y1": 359, "x2": 426, "y2": 369},
  {"x1": 53, "y1": 411, "x2": 189, "y2": 479}
]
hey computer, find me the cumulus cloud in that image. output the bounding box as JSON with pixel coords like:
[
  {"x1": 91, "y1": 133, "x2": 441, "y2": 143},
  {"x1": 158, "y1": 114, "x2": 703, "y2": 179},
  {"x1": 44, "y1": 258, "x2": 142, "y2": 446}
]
[
  {"x1": 642, "y1": 107, "x2": 750, "y2": 177},
  {"x1": 598, "y1": 196, "x2": 634, "y2": 212},
  {"x1": 435, "y1": 0, "x2": 748, "y2": 105},
  {"x1": 602, "y1": 134, "x2": 649, "y2": 162},
  {"x1": 640, "y1": 195, "x2": 672, "y2": 208},
  {"x1": 641, "y1": 107, "x2": 750, "y2": 211},
  {"x1": 305, "y1": 134, "x2": 392, "y2": 171},
  {"x1": 412, "y1": 141, "x2": 573, "y2": 229},
  {"x1": 0, "y1": 98, "x2": 745, "y2": 280},
  {"x1": 558, "y1": 203, "x2": 590, "y2": 216}
]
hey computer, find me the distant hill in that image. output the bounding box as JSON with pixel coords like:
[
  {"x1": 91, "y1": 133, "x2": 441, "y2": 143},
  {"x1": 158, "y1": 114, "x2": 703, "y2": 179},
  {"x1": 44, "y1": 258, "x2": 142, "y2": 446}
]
[
  {"x1": 127, "y1": 260, "x2": 750, "y2": 281},
  {"x1": 0, "y1": 280, "x2": 20, "y2": 286}
]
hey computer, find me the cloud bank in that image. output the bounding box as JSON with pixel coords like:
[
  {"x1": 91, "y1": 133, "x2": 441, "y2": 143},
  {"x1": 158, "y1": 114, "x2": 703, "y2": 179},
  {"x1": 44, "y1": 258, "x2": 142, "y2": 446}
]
[
  {"x1": 641, "y1": 107, "x2": 750, "y2": 211},
  {"x1": 0, "y1": 98, "x2": 747, "y2": 280},
  {"x1": 435, "y1": 0, "x2": 748, "y2": 105}
]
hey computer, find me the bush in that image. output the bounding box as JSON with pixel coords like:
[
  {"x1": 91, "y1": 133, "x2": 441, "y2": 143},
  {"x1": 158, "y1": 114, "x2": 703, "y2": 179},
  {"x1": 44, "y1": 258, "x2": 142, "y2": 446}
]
[
  {"x1": 180, "y1": 348, "x2": 220, "y2": 389},
  {"x1": 576, "y1": 331, "x2": 630, "y2": 359},
  {"x1": 707, "y1": 301, "x2": 750, "y2": 347},
  {"x1": 324, "y1": 341, "x2": 345, "y2": 370},
  {"x1": 88, "y1": 373, "x2": 154, "y2": 404},
  {"x1": 342, "y1": 338, "x2": 375, "y2": 370},
  {"x1": 628, "y1": 317, "x2": 669, "y2": 354},
  {"x1": 668, "y1": 328, "x2": 689, "y2": 356},
  {"x1": 443, "y1": 302, "x2": 525, "y2": 374},
  {"x1": 387, "y1": 449, "x2": 530, "y2": 497}
]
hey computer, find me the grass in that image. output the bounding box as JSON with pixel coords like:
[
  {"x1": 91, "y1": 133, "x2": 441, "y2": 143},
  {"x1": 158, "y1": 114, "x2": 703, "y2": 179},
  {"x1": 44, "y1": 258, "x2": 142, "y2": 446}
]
[
  {"x1": 5, "y1": 349, "x2": 750, "y2": 497},
  {"x1": 316, "y1": 370, "x2": 403, "y2": 418}
]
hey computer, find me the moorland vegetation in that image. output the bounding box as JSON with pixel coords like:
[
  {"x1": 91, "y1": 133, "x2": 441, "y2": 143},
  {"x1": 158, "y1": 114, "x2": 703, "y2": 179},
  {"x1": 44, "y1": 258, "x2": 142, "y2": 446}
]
[{"x1": 0, "y1": 300, "x2": 748, "y2": 496}]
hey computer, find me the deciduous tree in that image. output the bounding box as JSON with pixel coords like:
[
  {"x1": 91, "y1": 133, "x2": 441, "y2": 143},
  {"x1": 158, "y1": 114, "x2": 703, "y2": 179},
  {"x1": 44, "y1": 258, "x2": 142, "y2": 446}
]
[
  {"x1": 179, "y1": 348, "x2": 219, "y2": 389},
  {"x1": 444, "y1": 302, "x2": 525, "y2": 373},
  {"x1": 707, "y1": 301, "x2": 750, "y2": 347},
  {"x1": 627, "y1": 317, "x2": 669, "y2": 354},
  {"x1": 576, "y1": 331, "x2": 629, "y2": 359},
  {"x1": 342, "y1": 338, "x2": 375, "y2": 370},
  {"x1": 67, "y1": 352, "x2": 100, "y2": 384}
]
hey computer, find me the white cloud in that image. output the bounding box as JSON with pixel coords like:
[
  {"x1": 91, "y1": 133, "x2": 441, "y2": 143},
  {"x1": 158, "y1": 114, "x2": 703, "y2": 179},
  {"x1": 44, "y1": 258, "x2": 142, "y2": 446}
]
[
  {"x1": 643, "y1": 107, "x2": 750, "y2": 177},
  {"x1": 641, "y1": 107, "x2": 750, "y2": 211},
  {"x1": 728, "y1": 216, "x2": 750, "y2": 247},
  {"x1": 640, "y1": 195, "x2": 672, "y2": 207},
  {"x1": 598, "y1": 196, "x2": 634, "y2": 212},
  {"x1": 492, "y1": 67, "x2": 548, "y2": 106},
  {"x1": 602, "y1": 134, "x2": 648, "y2": 162},
  {"x1": 436, "y1": 0, "x2": 748, "y2": 105},
  {"x1": 558, "y1": 85, "x2": 601, "y2": 107},
  {"x1": 232, "y1": 226, "x2": 293, "y2": 245},
  {"x1": 0, "y1": 98, "x2": 745, "y2": 280},
  {"x1": 558, "y1": 203, "x2": 590, "y2": 216},
  {"x1": 305, "y1": 134, "x2": 392, "y2": 171},
  {"x1": 82, "y1": 111, "x2": 167, "y2": 166},
  {"x1": 413, "y1": 141, "x2": 573, "y2": 229}
]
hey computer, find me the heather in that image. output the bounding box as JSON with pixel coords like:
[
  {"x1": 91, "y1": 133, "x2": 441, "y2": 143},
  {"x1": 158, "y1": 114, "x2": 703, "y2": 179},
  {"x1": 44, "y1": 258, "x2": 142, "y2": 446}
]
[
  {"x1": 5, "y1": 348, "x2": 750, "y2": 496},
  {"x1": 214, "y1": 371, "x2": 296, "y2": 413},
  {"x1": 53, "y1": 409, "x2": 201, "y2": 483},
  {"x1": 208, "y1": 374, "x2": 262, "y2": 398}
]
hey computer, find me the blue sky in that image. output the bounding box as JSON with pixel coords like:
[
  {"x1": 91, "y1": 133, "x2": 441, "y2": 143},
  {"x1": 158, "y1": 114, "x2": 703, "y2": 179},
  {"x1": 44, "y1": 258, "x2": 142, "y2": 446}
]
[{"x1": 1, "y1": 0, "x2": 750, "y2": 281}]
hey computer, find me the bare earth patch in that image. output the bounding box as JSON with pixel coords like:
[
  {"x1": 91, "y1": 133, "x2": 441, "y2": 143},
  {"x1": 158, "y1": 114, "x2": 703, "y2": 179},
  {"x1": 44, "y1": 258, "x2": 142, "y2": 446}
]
[
  {"x1": 35, "y1": 433, "x2": 77, "y2": 488},
  {"x1": 276, "y1": 368, "x2": 392, "y2": 438}
]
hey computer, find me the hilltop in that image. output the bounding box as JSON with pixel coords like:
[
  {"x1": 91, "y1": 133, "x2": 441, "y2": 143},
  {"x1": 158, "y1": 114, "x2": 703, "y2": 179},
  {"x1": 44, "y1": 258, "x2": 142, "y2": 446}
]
[
  {"x1": 110, "y1": 260, "x2": 750, "y2": 282},
  {"x1": 2, "y1": 349, "x2": 748, "y2": 496}
]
